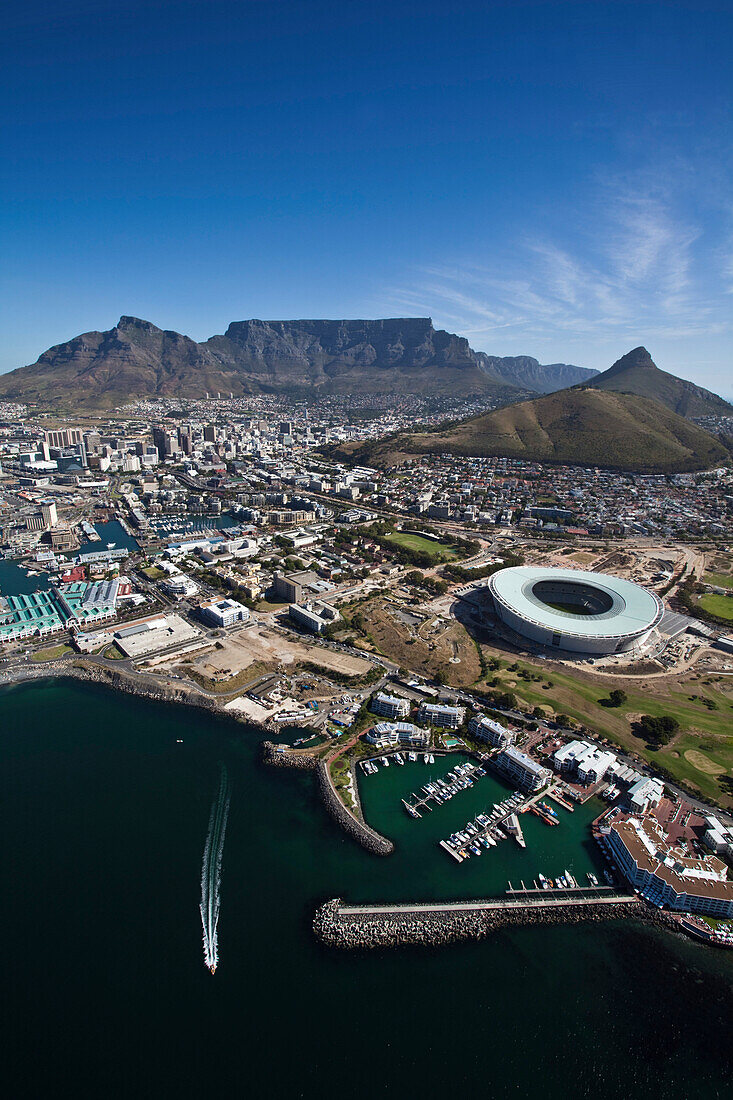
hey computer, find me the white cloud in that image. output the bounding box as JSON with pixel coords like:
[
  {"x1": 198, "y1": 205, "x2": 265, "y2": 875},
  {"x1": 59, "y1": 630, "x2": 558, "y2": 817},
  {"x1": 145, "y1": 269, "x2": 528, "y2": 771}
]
[{"x1": 376, "y1": 182, "x2": 732, "y2": 378}]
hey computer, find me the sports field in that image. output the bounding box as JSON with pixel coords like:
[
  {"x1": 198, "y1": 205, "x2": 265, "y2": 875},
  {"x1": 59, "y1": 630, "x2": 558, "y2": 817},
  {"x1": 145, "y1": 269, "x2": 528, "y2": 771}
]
[
  {"x1": 382, "y1": 530, "x2": 457, "y2": 561},
  {"x1": 697, "y1": 593, "x2": 733, "y2": 622}
]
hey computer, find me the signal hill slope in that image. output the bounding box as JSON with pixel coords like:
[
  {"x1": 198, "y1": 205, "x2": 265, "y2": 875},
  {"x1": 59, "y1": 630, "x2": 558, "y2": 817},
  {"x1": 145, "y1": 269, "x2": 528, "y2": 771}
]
[{"x1": 339, "y1": 387, "x2": 730, "y2": 474}]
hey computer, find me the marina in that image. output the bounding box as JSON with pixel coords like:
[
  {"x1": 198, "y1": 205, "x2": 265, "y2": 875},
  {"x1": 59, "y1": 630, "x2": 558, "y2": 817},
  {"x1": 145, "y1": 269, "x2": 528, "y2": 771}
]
[
  {"x1": 439, "y1": 792, "x2": 527, "y2": 862},
  {"x1": 1, "y1": 681, "x2": 731, "y2": 1100},
  {"x1": 400, "y1": 760, "x2": 486, "y2": 816}
]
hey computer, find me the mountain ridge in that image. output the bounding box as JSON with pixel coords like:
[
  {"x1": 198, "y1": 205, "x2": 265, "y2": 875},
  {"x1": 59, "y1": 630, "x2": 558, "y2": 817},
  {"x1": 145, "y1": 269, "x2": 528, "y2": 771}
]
[{"x1": 0, "y1": 315, "x2": 595, "y2": 410}]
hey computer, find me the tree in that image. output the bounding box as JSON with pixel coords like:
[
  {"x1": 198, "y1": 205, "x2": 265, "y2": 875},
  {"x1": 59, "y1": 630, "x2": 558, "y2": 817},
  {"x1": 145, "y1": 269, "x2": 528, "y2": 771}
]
[
  {"x1": 600, "y1": 688, "x2": 627, "y2": 708},
  {"x1": 635, "y1": 714, "x2": 680, "y2": 747}
]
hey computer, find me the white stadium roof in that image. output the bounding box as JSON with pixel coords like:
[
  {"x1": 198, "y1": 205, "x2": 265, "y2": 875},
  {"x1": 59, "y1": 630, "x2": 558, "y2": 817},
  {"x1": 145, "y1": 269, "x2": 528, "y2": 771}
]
[{"x1": 488, "y1": 566, "x2": 663, "y2": 642}]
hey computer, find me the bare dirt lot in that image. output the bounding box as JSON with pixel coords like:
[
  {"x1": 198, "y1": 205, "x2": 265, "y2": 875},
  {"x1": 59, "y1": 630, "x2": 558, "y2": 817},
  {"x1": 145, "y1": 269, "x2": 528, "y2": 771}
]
[
  {"x1": 346, "y1": 596, "x2": 482, "y2": 687},
  {"x1": 520, "y1": 540, "x2": 700, "y2": 591},
  {"x1": 162, "y1": 621, "x2": 373, "y2": 686}
]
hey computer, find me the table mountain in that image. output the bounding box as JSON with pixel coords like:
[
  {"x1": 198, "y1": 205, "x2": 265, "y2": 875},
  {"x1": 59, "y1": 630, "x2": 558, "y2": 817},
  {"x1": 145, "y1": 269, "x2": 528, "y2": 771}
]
[{"x1": 0, "y1": 315, "x2": 591, "y2": 410}]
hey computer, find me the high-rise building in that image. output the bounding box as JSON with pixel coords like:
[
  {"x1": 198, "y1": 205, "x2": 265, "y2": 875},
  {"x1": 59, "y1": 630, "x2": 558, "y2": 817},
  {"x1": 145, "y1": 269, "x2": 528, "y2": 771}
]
[
  {"x1": 40, "y1": 502, "x2": 58, "y2": 528},
  {"x1": 45, "y1": 428, "x2": 83, "y2": 449}
]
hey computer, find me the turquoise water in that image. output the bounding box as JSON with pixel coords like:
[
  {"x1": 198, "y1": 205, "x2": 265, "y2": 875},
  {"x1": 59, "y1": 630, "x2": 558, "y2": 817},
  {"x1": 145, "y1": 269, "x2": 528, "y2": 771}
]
[
  {"x1": 358, "y1": 755, "x2": 603, "y2": 901},
  {"x1": 76, "y1": 518, "x2": 140, "y2": 555},
  {"x1": 1, "y1": 679, "x2": 731, "y2": 1099},
  {"x1": 0, "y1": 557, "x2": 52, "y2": 595}
]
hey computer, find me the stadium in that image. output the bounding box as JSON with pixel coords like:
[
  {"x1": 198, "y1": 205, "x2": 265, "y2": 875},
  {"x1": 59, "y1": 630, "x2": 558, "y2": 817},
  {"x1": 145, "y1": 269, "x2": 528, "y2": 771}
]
[{"x1": 487, "y1": 566, "x2": 664, "y2": 655}]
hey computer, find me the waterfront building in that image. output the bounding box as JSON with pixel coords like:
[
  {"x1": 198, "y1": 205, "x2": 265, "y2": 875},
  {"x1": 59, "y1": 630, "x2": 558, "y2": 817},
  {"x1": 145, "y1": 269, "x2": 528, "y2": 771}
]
[
  {"x1": 553, "y1": 739, "x2": 592, "y2": 772},
  {"x1": 495, "y1": 746, "x2": 552, "y2": 791},
  {"x1": 370, "y1": 692, "x2": 410, "y2": 720},
  {"x1": 0, "y1": 579, "x2": 120, "y2": 643},
  {"x1": 606, "y1": 815, "x2": 733, "y2": 918},
  {"x1": 468, "y1": 713, "x2": 513, "y2": 748},
  {"x1": 416, "y1": 702, "x2": 465, "y2": 729},
  {"x1": 626, "y1": 777, "x2": 664, "y2": 814},
  {"x1": 576, "y1": 749, "x2": 616, "y2": 785},
  {"x1": 365, "y1": 722, "x2": 429, "y2": 749}
]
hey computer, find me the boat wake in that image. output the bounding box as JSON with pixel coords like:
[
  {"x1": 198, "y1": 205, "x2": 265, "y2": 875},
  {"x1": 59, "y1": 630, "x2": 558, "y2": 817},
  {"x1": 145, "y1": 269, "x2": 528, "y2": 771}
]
[{"x1": 200, "y1": 764, "x2": 231, "y2": 974}]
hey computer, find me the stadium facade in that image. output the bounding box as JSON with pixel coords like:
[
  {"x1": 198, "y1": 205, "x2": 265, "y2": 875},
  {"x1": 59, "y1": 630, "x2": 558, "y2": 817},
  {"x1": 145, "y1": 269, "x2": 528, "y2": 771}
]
[{"x1": 488, "y1": 566, "x2": 663, "y2": 655}]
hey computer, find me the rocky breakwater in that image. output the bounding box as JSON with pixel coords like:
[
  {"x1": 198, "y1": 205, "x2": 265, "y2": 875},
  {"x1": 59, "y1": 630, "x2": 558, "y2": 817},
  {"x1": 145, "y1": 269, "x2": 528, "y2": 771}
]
[
  {"x1": 262, "y1": 741, "x2": 319, "y2": 771},
  {"x1": 262, "y1": 743, "x2": 394, "y2": 855},
  {"x1": 314, "y1": 897, "x2": 646, "y2": 949}
]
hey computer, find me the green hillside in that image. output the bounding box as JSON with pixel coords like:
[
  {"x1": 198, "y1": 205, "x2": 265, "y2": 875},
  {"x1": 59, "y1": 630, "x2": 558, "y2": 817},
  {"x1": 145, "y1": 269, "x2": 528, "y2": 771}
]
[{"x1": 352, "y1": 388, "x2": 730, "y2": 473}]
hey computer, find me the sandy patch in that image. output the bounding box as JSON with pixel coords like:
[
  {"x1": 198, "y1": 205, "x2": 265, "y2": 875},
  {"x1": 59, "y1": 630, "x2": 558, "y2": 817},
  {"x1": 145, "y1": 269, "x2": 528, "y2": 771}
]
[{"x1": 684, "y1": 749, "x2": 726, "y2": 775}]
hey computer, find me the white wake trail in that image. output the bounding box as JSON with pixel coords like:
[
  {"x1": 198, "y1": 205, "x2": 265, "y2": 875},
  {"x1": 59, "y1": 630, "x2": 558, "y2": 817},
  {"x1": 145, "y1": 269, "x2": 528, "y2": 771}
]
[{"x1": 199, "y1": 765, "x2": 231, "y2": 973}]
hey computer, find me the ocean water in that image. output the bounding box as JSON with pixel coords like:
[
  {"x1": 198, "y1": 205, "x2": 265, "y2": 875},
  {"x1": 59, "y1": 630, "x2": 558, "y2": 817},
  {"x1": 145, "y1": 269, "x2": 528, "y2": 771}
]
[{"x1": 1, "y1": 679, "x2": 731, "y2": 1099}]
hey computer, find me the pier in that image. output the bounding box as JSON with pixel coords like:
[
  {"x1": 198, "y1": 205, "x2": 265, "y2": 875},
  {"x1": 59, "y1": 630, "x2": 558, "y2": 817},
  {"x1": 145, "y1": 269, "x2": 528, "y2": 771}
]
[
  {"x1": 402, "y1": 760, "x2": 485, "y2": 816},
  {"x1": 546, "y1": 788, "x2": 575, "y2": 812},
  {"x1": 506, "y1": 881, "x2": 613, "y2": 899},
  {"x1": 314, "y1": 891, "x2": 643, "y2": 949},
  {"x1": 439, "y1": 792, "x2": 527, "y2": 861},
  {"x1": 334, "y1": 891, "x2": 634, "y2": 917}
]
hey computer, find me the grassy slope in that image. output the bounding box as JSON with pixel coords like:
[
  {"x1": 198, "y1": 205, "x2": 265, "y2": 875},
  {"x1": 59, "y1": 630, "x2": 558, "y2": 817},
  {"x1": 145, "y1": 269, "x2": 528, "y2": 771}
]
[
  {"x1": 484, "y1": 654, "x2": 733, "y2": 806},
  {"x1": 703, "y1": 572, "x2": 733, "y2": 590},
  {"x1": 697, "y1": 594, "x2": 733, "y2": 622},
  {"x1": 375, "y1": 389, "x2": 729, "y2": 473}
]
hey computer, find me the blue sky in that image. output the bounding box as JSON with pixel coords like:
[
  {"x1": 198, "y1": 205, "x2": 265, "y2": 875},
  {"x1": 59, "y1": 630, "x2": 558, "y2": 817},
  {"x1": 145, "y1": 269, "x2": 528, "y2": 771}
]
[{"x1": 2, "y1": 0, "x2": 731, "y2": 394}]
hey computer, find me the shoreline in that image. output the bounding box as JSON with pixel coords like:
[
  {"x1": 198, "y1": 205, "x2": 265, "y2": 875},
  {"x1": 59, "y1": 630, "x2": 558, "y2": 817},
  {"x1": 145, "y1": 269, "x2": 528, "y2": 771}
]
[
  {"x1": 1, "y1": 663, "x2": 727, "y2": 953},
  {"x1": 0, "y1": 659, "x2": 394, "y2": 855}
]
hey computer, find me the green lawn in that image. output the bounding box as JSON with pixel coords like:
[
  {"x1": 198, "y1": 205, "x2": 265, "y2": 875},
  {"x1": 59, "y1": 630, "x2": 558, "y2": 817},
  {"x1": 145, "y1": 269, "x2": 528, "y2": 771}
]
[
  {"x1": 697, "y1": 593, "x2": 733, "y2": 622},
  {"x1": 141, "y1": 566, "x2": 165, "y2": 580},
  {"x1": 383, "y1": 531, "x2": 457, "y2": 561},
  {"x1": 703, "y1": 571, "x2": 733, "y2": 590},
  {"x1": 482, "y1": 652, "x2": 733, "y2": 805},
  {"x1": 30, "y1": 643, "x2": 73, "y2": 663}
]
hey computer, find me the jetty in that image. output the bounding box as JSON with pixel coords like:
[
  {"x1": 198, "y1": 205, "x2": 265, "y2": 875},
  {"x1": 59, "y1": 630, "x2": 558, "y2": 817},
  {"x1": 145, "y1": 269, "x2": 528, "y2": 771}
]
[
  {"x1": 438, "y1": 792, "x2": 526, "y2": 861},
  {"x1": 314, "y1": 893, "x2": 642, "y2": 949}
]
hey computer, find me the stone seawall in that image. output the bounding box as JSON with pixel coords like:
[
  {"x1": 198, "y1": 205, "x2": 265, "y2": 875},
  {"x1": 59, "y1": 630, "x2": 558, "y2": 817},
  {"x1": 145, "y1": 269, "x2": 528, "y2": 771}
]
[
  {"x1": 262, "y1": 741, "x2": 319, "y2": 771},
  {"x1": 262, "y1": 743, "x2": 394, "y2": 855},
  {"x1": 314, "y1": 897, "x2": 647, "y2": 948},
  {"x1": 316, "y1": 761, "x2": 394, "y2": 856}
]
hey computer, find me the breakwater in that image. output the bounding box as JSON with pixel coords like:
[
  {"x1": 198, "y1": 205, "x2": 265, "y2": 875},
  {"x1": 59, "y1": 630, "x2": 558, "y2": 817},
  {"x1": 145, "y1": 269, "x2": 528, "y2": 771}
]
[
  {"x1": 314, "y1": 894, "x2": 644, "y2": 948},
  {"x1": 263, "y1": 742, "x2": 394, "y2": 855}
]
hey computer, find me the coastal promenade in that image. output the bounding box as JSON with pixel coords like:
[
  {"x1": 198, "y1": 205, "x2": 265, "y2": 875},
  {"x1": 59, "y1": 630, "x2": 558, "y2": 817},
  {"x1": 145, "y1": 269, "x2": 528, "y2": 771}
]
[{"x1": 336, "y1": 890, "x2": 634, "y2": 916}]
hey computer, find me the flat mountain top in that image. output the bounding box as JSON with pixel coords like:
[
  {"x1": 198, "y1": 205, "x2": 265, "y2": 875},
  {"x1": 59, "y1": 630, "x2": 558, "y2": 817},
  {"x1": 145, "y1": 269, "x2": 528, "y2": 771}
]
[
  {"x1": 584, "y1": 346, "x2": 731, "y2": 418},
  {"x1": 341, "y1": 387, "x2": 730, "y2": 474},
  {"x1": 0, "y1": 315, "x2": 590, "y2": 410}
]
